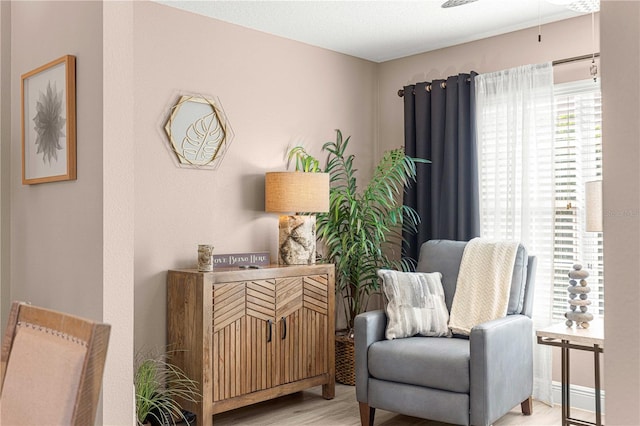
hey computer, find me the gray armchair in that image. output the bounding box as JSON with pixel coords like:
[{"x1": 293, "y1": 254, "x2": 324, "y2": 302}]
[{"x1": 355, "y1": 239, "x2": 537, "y2": 426}]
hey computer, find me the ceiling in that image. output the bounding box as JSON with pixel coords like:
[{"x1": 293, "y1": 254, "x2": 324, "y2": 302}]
[{"x1": 155, "y1": 1, "x2": 590, "y2": 63}]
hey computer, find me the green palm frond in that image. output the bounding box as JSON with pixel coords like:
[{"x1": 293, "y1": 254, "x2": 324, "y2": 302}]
[
  {"x1": 287, "y1": 146, "x2": 321, "y2": 172},
  {"x1": 287, "y1": 130, "x2": 429, "y2": 331}
]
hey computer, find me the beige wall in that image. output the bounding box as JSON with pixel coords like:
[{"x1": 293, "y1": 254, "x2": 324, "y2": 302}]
[
  {"x1": 601, "y1": 1, "x2": 640, "y2": 424},
  {"x1": 4, "y1": 1, "x2": 110, "y2": 423},
  {"x1": 132, "y1": 2, "x2": 378, "y2": 350},
  {"x1": 0, "y1": 1, "x2": 10, "y2": 333},
  {"x1": 8, "y1": 1, "x2": 104, "y2": 321},
  {"x1": 377, "y1": 14, "x2": 601, "y2": 389},
  {"x1": 103, "y1": 2, "x2": 135, "y2": 424}
]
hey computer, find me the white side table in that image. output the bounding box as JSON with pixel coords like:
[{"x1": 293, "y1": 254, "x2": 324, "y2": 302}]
[{"x1": 536, "y1": 319, "x2": 604, "y2": 426}]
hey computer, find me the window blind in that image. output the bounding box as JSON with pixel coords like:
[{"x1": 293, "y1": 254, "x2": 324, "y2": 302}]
[{"x1": 552, "y1": 80, "x2": 603, "y2": 319}]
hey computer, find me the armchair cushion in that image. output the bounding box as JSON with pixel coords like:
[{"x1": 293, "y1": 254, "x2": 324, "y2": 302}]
[
  {"x1": 378, "y1": 269, "x2": 451, "y2": 339},
  {"x1": 368, "y1": 337, "x2": 470, "y2": 393}
]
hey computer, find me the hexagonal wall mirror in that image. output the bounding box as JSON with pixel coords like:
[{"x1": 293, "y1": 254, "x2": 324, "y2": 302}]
[{"x1": 164, "y1": 95, "x2": 233, "y2": 169}]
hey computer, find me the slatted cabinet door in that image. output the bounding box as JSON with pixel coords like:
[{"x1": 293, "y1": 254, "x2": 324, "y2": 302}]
[
  {"x1": 301, "y1": 275, "x2": 330, "y2": 379},
  {"x1": 244, "y1": 279, "x2": 276, "y2": 394},
  {"x1": 275, "y1": 275, "x2": 329, "y2": 385},
  {"x1": 213, "y1": 279, "x2": 279, "y2": 401},
  {"x1": 212, "y1": 281, "x2": 248, "y2": 402},
  {"x1": 273, "y1": 276, "x2": 302, "y2": 386}
]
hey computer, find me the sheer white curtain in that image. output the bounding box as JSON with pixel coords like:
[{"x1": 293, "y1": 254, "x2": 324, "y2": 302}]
[{"x1": 475, "y1": 62, "x2": 555, "y2": 405}]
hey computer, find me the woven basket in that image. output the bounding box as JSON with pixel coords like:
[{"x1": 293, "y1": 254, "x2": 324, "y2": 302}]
[{"x1": 335, "y1": 335, "x2": 356, "y2": 385}]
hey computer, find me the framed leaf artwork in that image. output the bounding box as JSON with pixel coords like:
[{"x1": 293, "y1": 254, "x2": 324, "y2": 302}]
[
  {"x1": 21, "y1": 55, "x2": 76, "y2": 185},
  {"x1": 164, "y1": 95, "x2": 233, "y2": 169}
]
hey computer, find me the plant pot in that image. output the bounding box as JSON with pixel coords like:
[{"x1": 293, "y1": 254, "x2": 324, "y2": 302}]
[
  {"x1": 335, "y1": 334, "x2": 356, "y2": 385},
  {"x1": 146, "y1": 409, "x2": 196, "y2": 426}
]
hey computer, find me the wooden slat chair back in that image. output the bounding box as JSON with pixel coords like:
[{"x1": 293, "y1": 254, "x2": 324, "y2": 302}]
[{"x1": 0, "y1": 301, "x2": 110, "y2": 425}]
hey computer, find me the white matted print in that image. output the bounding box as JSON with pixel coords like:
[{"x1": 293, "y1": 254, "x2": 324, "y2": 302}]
[{"x1": 21, "y1": 55, "x2": 76, "y2": 185}]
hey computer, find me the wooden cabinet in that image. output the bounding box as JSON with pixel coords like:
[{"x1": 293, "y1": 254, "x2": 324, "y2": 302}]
[{"x1": 167, "y1": 264, "x2": 335, "y2": 426}]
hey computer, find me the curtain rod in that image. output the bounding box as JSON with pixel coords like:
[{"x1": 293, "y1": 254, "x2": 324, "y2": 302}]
[
  {"x1": 553, "y1": 52, "x2": 600, "y2": 66},
  {"x1": 397, "y1": 77, "x2": 471, "y2": 97},
  {"x1": 398, "y1": 54, "x2": 600, "y2": 97}
]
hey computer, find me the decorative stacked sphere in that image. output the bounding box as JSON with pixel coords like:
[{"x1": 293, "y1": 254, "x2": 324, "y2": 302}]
[{"x1": 565, "y1": 263, "x2": 594, "y2": 328}]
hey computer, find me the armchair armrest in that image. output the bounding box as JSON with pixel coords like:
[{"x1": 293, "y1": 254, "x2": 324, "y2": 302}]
[
  {"x1": 469, "y1": 314, "x2": 533, "y2": 426},
  {"x1": 354, "y1": 310, "x2": 387, "y2": 402}
]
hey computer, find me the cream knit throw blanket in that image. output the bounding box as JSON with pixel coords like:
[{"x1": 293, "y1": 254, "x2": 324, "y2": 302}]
[{"x1": 448, "y1": 238, "x2": 519, "y2": 336}]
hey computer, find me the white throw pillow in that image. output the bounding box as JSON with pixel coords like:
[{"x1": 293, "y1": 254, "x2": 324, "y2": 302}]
[{"x1": 378, "y1": 269, "x2": 451, "y2": 340}]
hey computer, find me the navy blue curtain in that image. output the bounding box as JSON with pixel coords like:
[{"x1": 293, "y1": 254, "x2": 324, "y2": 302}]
[{"x1": 402, "y1": 73, "x2": 481, "y2": 263}]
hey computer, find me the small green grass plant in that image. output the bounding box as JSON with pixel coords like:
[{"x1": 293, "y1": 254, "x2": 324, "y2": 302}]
[{"x1": 135, "y1": 349, "x2": 200, "y2": 426}]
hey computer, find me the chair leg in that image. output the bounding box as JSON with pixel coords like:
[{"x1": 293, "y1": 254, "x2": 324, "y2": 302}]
[
  {"x1": 359, "y1": 402, "x2": 375, "y2": 426},
  {"x1": 521, "y1": 396, "x2": 533, "y2": 415}
]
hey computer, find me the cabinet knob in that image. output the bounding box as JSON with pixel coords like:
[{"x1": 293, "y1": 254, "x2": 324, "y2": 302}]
[{"x1": 267, "y1": 319, "x2": 273, "y2": 343}]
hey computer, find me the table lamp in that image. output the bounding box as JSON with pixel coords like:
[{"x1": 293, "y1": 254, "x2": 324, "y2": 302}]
[
  {"x1": 586, "y1": 180, "x2": 603, "y2": 232},
  {"x1": 265, "y1": 172, "x2": 329, "y2": 265}
]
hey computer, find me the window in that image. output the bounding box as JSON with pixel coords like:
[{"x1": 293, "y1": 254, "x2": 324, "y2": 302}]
[{"x1": 552, "y1": 80, "x2": 603, "y2": 319}]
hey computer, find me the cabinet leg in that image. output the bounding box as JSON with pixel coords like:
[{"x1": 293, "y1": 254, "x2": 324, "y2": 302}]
[
  {"x1": 322, "y1": 381, "x2": 335, "y2": 399},
  {"x1": 196, "y1": 407, "x2": 213, "y2": 426}
]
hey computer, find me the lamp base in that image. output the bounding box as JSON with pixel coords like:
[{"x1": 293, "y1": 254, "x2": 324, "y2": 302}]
[{"x1": 278, "y1": 215, "x2": 316, "y2": 265}]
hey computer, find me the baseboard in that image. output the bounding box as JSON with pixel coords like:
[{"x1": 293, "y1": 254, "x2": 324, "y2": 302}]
[{"x1": 552, "y1": 381, "x2": 606, "y2": 414}]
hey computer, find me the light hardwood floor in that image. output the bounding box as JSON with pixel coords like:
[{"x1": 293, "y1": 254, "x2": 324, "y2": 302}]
[{"x1": 212, "y1": 384, "x2": 601, "y2": 425}]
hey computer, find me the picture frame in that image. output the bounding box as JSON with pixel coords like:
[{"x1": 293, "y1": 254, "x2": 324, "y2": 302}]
[
  {"x1": 164, "y1": 94, "x2": 234, "y2": 170},
  {"x1": 21, "y1": 55, "x2": 76, "y2": 185}
]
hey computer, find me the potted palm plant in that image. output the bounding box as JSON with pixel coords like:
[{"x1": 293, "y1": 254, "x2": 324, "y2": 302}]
[
  {"x1": 288, "y1": 129, "x2": 427, "y2": 384},
  {"x1": 135, "y1": 349, "x2": 200, "y2": 426}
]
